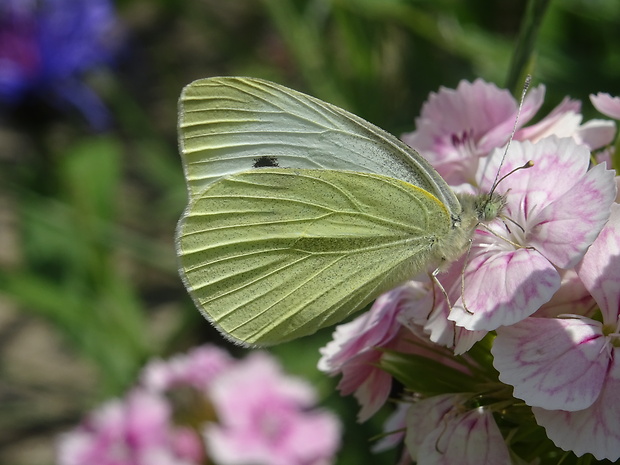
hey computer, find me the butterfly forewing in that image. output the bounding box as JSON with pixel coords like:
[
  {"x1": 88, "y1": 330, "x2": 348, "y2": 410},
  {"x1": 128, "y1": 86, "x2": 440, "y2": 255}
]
[
  {"x1": 176, "y1": 169, "x2": 452, "y2": 345},
  {"x1": 179, "y1": 77, "x2": 461, "y2": 216}
]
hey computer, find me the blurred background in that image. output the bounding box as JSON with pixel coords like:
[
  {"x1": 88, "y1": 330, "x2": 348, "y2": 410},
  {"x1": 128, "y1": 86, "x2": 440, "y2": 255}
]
[{"x1": 1, "y1": 0, "x2": 619, "y2": 463}]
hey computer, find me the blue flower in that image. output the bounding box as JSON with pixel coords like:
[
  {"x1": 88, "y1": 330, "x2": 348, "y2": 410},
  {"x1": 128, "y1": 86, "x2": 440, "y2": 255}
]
[{"x1": 0, "y1": 0, "x2": 122, "y2": 130}]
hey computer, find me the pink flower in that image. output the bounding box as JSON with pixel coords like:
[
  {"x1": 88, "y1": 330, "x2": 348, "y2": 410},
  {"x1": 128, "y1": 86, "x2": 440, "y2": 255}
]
[
  {"x1": 59, "y1": 346, "x2": 342, "y2": 465},
  {"x1": 141, "y1": 344, "x2": 233, "y2": 392},
  {"x1": 492, "y1": 205, "x2": 620, "y2": 460},
  {"x1": 403, "y1": 80, "x2": 615, "y2": 190},
  {"x1": 402, "y1": 79, "x2": 544, "y2": 185},
  {"x1": 404, "y1": 395, "x2": 511, "y2": 465},
  {"x1": 318, "y1": 283, "x2": 422, "y2": 421},
  {"x1": 57, "y1": 389, "x2": 204, "y2": 465},
  {"x1": 515, "y1": 97, "x2": 616, "y2": 150},
  {"x1": 448, "y1": 136, "x2": 616, "y2": 331},
  {"x1": 204, "y1": 352, "x2": 341, "y2": 465},
  {"x1": 371, "y1": 402, "x2": 409, "y2": 454},
  {"x1": 530, "y1": 268, "x2": 594, "y2": 319},
  {"x1": 398, "y1": 263, "x2": 488, "y2": 355},
  {"x1": 514, "y1": 97, "x2": 581, "y2": 142},
  {"x1": 591, "y1": 92, "x2": 620, "y2": 120}
]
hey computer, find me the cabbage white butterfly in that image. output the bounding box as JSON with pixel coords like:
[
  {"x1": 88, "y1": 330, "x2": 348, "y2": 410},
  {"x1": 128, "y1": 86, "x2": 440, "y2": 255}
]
[{"x1": 176, "y1": 77, "x2": 505, "y2": 346}]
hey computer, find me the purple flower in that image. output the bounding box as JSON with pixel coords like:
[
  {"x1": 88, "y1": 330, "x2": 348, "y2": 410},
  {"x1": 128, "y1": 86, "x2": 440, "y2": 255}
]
[{"x1": 0, "y1": 0, "x2": 121, "y2": 130}]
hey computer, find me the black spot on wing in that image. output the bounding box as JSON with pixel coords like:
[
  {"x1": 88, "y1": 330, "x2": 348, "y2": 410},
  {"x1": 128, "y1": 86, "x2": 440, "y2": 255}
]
[{"x1": 253, "y1": 156, "x2": 280, "y2": 168}]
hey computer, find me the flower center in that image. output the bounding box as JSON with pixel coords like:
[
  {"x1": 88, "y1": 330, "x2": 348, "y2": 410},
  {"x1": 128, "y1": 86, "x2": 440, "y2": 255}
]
[
  {"x1": 258, "y1": 410, "x2": 286, "y2": 443},
  {"x1": 604, "y1": 321, "x2": 620, "y2": 348},
  {"x1": 450, "y1": 129, "x2": 478, "y2": 158}
]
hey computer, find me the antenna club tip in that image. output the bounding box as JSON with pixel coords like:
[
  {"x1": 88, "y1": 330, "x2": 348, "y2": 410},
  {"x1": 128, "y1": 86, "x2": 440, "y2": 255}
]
[{"x1": 525, "y1": 160, "x2": 534, "y2": 168}]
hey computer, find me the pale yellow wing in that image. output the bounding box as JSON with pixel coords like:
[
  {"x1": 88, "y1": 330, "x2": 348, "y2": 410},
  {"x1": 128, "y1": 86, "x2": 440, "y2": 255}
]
[
  {"x1": 176, "y1": 168, "x2": 452, "y2": 346},
  {"x1": 178, "y1": 77, "x2": 461, "y2": 216}
]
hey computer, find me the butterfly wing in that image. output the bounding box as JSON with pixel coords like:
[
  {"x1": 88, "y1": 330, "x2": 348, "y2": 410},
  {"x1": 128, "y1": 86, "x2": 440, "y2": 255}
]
[
  {"x1": 178, "y1": 77, "x2": 461, "y2": 216},
  {"x1": 176, "y1": 168, "x2": 452, "y2": 345}
]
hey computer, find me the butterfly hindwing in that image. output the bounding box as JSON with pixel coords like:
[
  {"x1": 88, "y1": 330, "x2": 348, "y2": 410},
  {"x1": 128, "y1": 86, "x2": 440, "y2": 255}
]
[{"x1": 176, "y1": 168, "x2": 452, "y2": 345}]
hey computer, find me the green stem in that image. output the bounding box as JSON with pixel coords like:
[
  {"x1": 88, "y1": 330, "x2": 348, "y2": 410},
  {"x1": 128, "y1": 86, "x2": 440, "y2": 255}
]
[{"x1": 505, "y1": 0, "x2": 553, "y2": 94}]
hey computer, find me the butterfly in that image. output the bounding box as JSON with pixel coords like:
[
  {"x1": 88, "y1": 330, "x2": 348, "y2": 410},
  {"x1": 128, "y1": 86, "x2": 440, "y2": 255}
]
[{"x1": 176, "y1": 77, "x2": 505, "y2": 346}]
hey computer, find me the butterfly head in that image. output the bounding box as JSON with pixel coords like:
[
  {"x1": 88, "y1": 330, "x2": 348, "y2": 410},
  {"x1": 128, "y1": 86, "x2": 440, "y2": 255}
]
[{"x1": 477, "y1": 192, "x2": 507, "y2": 223}]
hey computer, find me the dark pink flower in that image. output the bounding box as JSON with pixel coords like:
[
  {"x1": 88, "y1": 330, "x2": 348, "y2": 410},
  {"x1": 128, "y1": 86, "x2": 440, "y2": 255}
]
[{"x1": 318, "y1": 283, "x2": 420, "y2": 420}]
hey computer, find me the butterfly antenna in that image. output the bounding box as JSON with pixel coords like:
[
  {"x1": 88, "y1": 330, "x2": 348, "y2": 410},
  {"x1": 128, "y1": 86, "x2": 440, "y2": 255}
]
[
  {"x1": 492, "y1": 160, "x2": 535, "y2": 194},
  {"x1": 489, "y1": 75, "x2": 532, "y2": 197}
]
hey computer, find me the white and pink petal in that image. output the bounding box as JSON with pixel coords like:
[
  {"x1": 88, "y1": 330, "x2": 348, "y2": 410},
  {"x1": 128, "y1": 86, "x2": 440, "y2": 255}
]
[
  {"x1": 528, "y1": 162, "x2": 617, "y2": 268},
  {"x1": 398, "y1": 266, "x2": 489, "y2": 351},
  {"x1": 515, "y1": 97, "x2": 581, "y2": 142},
  {"x1": 476, "y1": 84, "x2": 545, "y2": 153},
  {"x1": 573, "y1": 118, "x2": 616, "y2": 150},
  {"x1": 372, "y1": 402, "x2": 409, "y2": 453},
  {"x1": 448, "y1": 247, "x2": 560, "y2": 331},
  {"x1": 417, "y1": 407, "x2": 511, "y2": 465},
  {"x1": 532, "y1": 351, "x2": 620, "y2": 461},
  {"x1": 318, "y1": 283, "x2": 412, "y2": 374},
  {"x1": 479, "y1": 137, "x2": 592, "y2": 210},
  {"x1": 338, "y1": 350, "x2": 393, "y2": 422},
  {"x1": 591, "y1": 92, "x2": 620, "y2": 120},
  {"x1": 515, "y1": 95, "x2": 615, "y2": 150},
  {"x1": 404, "y1": 394, "x2": 465, "y2": 461},
  {"x1": 493, "y1": 317, "x2": 609, "y2": 411},
  {"x1": 576, "y1": 203, "x2": 620, "y2": 324},
  {"x1": 533, "y1": 269, "x2": 594, "y2": 319}
]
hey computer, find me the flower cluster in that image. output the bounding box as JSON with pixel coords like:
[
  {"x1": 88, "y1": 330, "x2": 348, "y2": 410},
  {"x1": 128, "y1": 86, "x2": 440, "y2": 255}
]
[
  {"x1": 57, "y1": 345, "x2": 341, "y2": 465},
  {"x1": 319, "y1": 80, "x2": 620, "y2": 463},
  {"x1": 0, "y1": 0, "x2": 121, "y2": 130}
]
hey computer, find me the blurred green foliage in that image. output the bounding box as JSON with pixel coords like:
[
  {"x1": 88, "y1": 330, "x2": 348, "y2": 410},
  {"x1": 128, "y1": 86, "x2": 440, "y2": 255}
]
[{"x1": 1, "y1": 0, "x2": 619, "y2": 463}]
